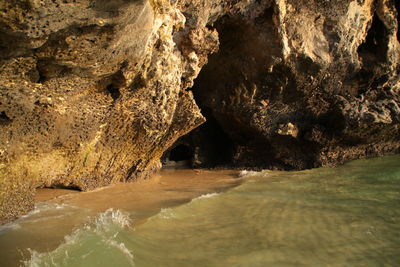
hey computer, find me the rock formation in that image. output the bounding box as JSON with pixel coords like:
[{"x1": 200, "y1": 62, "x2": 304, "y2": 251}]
[
  {"x1": 0, "y1": 0, "x2": 399, "y2": 223},
  {"x1": 188, "y1": 0, "x2": 400, "y2": 170}
]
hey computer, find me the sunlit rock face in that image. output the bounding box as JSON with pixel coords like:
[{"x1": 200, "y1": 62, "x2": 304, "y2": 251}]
[
  {"x1": 0, "y1": 0, "x2": 399, "y2": 223},
  {"x1": 0, "y1": 0, "x2": 213, "y2": 223}
]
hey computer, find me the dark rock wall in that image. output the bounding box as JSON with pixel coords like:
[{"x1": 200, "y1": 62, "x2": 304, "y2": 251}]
[
  {"x1": 0, "y1": 0, "x2": 399, "y2": 223},
  {"x1": 190, "y1": 0, "x2": 400, "y2": 170}
]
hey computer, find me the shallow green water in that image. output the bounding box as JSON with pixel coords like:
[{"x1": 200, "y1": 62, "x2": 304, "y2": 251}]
[{"x1": 1, "y1": 156, "x2": 400, "y2": 266}]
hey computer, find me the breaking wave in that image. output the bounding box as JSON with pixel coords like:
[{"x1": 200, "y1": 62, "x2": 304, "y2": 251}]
[{"x1": 23, "y1": 209, "x2": 134, "y2": 267}]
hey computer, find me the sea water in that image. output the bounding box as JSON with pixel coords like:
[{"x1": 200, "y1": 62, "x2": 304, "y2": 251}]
[{"x1": 0, "y1": 156, "x2": 399, "y2": 266}]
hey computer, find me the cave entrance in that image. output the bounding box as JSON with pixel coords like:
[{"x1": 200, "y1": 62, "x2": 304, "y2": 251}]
[
  {"x1": 162, "y1": 104, "x2": 235, "y2": 169},
  {"x1": 187, "y1": 108, "x2": 235, "y2": 168},
  {"x1": 169, "y1": 144, "x2": 193, "y2": 162},
  {"x1": 162, "y1": 112, "x2": 235, "y2": 169},
  {"x1": 162, "y1": 16, "x2": 249, "y2": 169},
  {"x1": 164, "y1": 13, "x2": 272, "y2": 169},
  {"x1": 162, "y1": 143, "x2": 194, "y2": 168}
]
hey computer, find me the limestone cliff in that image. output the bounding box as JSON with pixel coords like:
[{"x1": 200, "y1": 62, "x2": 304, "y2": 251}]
[{"x1": 0, "y1": 0, "x2": 399, "y2": 223}]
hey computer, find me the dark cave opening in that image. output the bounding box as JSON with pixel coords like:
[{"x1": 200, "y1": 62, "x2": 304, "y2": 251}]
[
  {"x1": 169, "y1": 144, "x2": 193, "y2": 162},
  {"x1": 357, "y1": 13, "x2": 388, "y2": 65},
  {"x1": 163, "y1": 11, "x2": 279, "y2": 169},
  {"x1": 187, "y1": 108, "x2": 235, "y2": 168},
  {"x1": 164, "y1": 6, "x2": 285, "y2": 169},
  {"x1": 161, "y1": 143, "x2": 193, "y2": 168},
  {"x1": 162, "y1": 108, "x2": 235, "y2": 169}
]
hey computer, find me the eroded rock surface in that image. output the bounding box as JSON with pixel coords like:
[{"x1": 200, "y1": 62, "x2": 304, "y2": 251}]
[
  {"x1": 189, "y1": 0, "x2": 400, "y2": 169},
  {"x1": 0, "y1": 0, "x2": 399, "y2": 223},
  {"x1": 0, "y1": 0, "x2": 213, "y2": 224}
]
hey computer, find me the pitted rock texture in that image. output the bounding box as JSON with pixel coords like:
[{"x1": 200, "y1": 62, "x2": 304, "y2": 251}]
[
  {"x1": 0, "y1": 0, "x2": 215, "y2": 224},
  {"x1": 0, "y1": 0, "x2": 399, "y2": 223},
  {"x1": 188, "y1": 0, "x2": 400, "y2": 170}
]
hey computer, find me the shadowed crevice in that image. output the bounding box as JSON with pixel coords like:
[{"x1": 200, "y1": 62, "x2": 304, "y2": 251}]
[
  {"x1": 43, "y1": 184, "x2": 82, "y2": 191},
  {"x1": 106, "y1": 84, "x2": 121, "y2": 101},
  {"x1": 169, "y1": 144, "x2": 193, "y2": 162},
  {"x1": 103, "y1": 70, "x2": 125, "y2": 101},
  {"x1": 161, "y1": 110, "x2": 235, "y2": 169},
  {"x1": 357, "y1": 13, "x2": 388, "y2": 67}
]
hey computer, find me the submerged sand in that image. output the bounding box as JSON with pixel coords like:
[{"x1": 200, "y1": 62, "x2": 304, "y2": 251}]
[
  {"x1": 3, "y1": 156, "x2": 400, "y2": 266},
  {"x1": 2, "y1": 169, "x2": 242, "y2": 266},
  {"x1": 39, "y1": 169, "x2": 241, "y2": 214}
]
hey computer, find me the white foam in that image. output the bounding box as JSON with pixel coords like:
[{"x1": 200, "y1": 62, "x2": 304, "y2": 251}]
[
  {"x1": 32, "y1": 203, "x2": 69, "y2": 213},
  {"x1": 192, "y1": 192, "x2": 220, "y2": 201},
  {"x1": 9, "y1": 223, "x2": 21, "y2": 230},
  {"x1": 18, "y1": 203, "x2": 72, "y2": 221},
  {"x1": 25, "y1": 249, "x2": 42, "y2": 267},
  {"x1": 157, "y1": 208, "x2": 177, "y2": 219},
  {"x1": 17, "y1": 208, "x2": 42, "y2": 221},
  {"x1": 93, "y1": 209, "x2": 131, "y2": 233},
  {"x1": 80, "y1": 250, "x2": 94, "y2": 259},
  {"x1": 0, "y1": 204, "x2": 68, "y2": 232},
  {"x1": 238, "y1": 170, "x2": 262, "y2": 178},
  {"x1": 106, "y1": 239, "x2": 135, "y2": 265},
  {"x1": 23, "y1": 209, "x2": 134, "y2": 267},
  {"x1": 0, "y1": 222, "x2": 21, "y2": 232}
]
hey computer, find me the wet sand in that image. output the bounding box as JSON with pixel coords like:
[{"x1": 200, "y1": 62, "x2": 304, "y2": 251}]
[
  {"x1": 35, "y1": 188, "x2": 80, "y2": 202},
  {"x1": 37, "y1": 168, "x2": 242, "y2": 224},
  {"x1": 55, "y1": 169, "x2": 241, "y2": 221}
]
